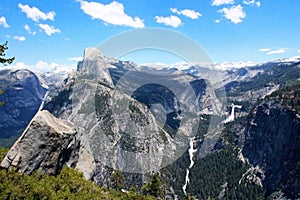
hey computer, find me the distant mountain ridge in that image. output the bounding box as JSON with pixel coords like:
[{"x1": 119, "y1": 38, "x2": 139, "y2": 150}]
[
  {"x1": 0, "y1": 69, "x2": 47, "y2": 147},
  {"x1": 1, "y1": 49, "x2": 300, "y2": 199}
]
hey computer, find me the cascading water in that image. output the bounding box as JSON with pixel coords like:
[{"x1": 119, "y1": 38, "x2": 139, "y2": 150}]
[
  {"x1": 222, "y1": 103, "x2": 242, "y2": 124},
  {"x1": 182, "y1": 137, "x2": 197, "y2": 195}
]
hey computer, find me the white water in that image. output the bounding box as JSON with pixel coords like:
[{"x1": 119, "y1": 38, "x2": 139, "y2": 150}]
[
  {"x1": 182, "y1": 137, "x2": 197, "y2": 195},
  {"x1": 222, "y1": 103, "x2": 242, "y2": 124}
]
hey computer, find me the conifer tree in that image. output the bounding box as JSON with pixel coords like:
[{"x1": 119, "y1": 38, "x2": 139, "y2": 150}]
[
  {"x1": 142, "y1": 173, "x2": 164, "y2": 199},
  {"x1": 110, "y1": 170, "x2": 125, "y2": 191},
  {"x1": 0, "y1": 41, "x2": 14, "y2": 65}
]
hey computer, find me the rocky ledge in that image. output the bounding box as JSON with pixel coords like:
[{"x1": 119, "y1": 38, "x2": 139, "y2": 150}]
[{"x1": 1, "y1": 110, "x2": 78, "y2": 175}]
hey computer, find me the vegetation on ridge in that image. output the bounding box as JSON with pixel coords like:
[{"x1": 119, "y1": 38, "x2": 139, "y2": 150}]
[{"x1": 0, "y1": 148, "x2": 154, "y2": 200}]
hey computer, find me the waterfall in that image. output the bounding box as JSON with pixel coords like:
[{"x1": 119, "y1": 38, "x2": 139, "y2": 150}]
[
  {"x1": 222, "y1": 103, "x2": 242, "y2": 124},
  {"x1": 182, "y1": 137, "x2": 197, "y2": 195}
]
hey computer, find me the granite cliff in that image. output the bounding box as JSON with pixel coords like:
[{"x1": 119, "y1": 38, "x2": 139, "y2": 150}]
[
  {"x1": 0, "y1": 69, "x2": 47, "y2": 147},
  {"x1": 1, "y1": 48, "x2": 300, "y2": 199}
]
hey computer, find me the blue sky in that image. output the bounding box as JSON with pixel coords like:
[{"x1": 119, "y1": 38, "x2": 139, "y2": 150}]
[{"x1": 1, "y1": 0, "x2": 300, "y2": 71}]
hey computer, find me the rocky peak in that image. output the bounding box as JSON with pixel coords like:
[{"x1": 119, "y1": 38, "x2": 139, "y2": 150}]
[
  {"x1": 83, "y1": 48, "x2": 104, "y2": 61},
  {"x1": 77, "y1": 48, "x2": 114, "y2": 88}
]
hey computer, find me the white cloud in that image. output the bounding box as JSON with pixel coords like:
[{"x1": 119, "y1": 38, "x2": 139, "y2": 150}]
[
  {"x1": 35, "y1": 61, "x2": 57, "y2": 71},
  {"x1": 24, "y1": 24, "x2": 36, "y2": 35},
  {"x1": 13, "y1": 36, "x2": 26, "y2": 42},
  {"x1": 215, "y1": 19, "x2": 221, "y2": 23},
  {"x1": 39, "y1": 23, "x2": 61, "y2": 36},
  {"x1": 259, "y1": 48, "x2": 286, "y2": 55},
  {"x1": 298, "y1": 49, "x2": 300, "y2": 53},
  {"x1": 212, "y1": 0, "x2": 234, "y2": 6},
  {"x1": 18, "y1": 4, "x2": 55, "y2": 22},
  {"x1": 69, "y1": 57, "x2": 82, "y2": 61},
  {"x1": 10, "y1": 61, "x2": 77, "y2": 73},
  {"x1": 9, "y1": 62, "x2": 27, "y2": 70},
  {"x1": 243, "y1": 0, "x2": 261, "y2": 7},
  {"x1": 218, "y1": 5, "x2": 246, "y2": 24},
  {"x1": 170, "y1": 8, "x2": 202, "y2": 19},
  {"x1": 0, "y1": 16, "x2": 9, "y2": 28},
  {"x1": 259, "y1": 48, "x2": 271, "y2": 52},
  {"x1": 266, "y1": 49, "x2": 286, "y2": 55},
  {"x1": 155, "y1": 15, "x2": 182, "y2": 28},
  {"x1": 78, "y1": 0, "x2": 144, "y2": 28},
  {"x1": 243, "y1": 0, "x2": 255, "y2": 5}
]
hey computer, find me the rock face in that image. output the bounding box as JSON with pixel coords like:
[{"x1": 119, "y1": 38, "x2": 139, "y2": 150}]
[
  {"x1": 2, "y1": 48, "x2": 219, "y2": 189},
  {"x1": 2, "y1": 48, "x2": 300, "y2": 199},
  {"x1": 61, "y1": 49, "x2": 181, "y2": 185},
  {"x1": 0, "y1": 69, "x2": 47, "y2": 146},
  {"x1": 242, "y1": 100, "x2": 300, "y2": 198},
  {"x1": 77, "y1": 48, "x2": 114, "y2": 88},
  {"x1": 1, "y1": 110, "x2": 78, "y2": 175}
]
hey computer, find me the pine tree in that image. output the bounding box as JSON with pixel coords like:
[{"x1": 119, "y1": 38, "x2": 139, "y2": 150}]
[
  {"x1": 0, "y1": 41, "x2": 14, "y2": 106},
  {"x1": 0, "y1": 41, "x2": 15, "y2": 65},
  {"x1": 142, "y1": 173, "x2": 164, "y2": 199},
  {"x1": 110, "y1": 170, "x2": 125, "y2": 191}
]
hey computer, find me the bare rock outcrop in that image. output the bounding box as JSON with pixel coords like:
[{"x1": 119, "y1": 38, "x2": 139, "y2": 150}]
[
  {"x1": 1, "y1": 110, "x2": 78, "y2": 175},
  {"x1": 77, "y1": 48, "x2": 114, "y2": 88}
]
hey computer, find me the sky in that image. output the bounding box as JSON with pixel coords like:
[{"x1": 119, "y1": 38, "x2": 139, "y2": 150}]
[{"x1": 1, "y1": 0, "x2": 300, "y2": 72}]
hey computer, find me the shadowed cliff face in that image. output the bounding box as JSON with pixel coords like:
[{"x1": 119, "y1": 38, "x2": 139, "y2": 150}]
[
  {"x1": 0, "y1": 69, "x2": 47, "y2": 146},
  {"x1": 1, "y1": 48, "x2": 300, "y2": 199},
  {"x1": 242, "y1": 100, "x2": 300, "y2": 198},
  {"x1": 2, "y1": 48, "x2": 215, "y2": 189}
]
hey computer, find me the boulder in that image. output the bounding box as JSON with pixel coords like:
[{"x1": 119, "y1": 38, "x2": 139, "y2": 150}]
[{"x1": 1, "y1": 110, "x2": 78, "y2": 175}]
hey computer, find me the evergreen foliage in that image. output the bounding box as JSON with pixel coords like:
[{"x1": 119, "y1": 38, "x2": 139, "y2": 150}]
[
  {"x1": 142, "y1": 173, "x2": 164, "y2": 199},
  {"x1": 0, "y1": 41, "x2": 15, "y2": 65},
  {"x1": 0, "y1": 148, "x2": 154, "y2": 200},
  {"x1": 266, "y1": 83, "x2": 300, "y2": 114},
  {"x1": 110, "y1": 170, "x2": 126, "y2": 191},
  {"x1": 0, "y1": 41, "x2": 14, "y2": 107},
  {"x1": 160, "y1": 124, "x2": 266, "y2": 199}
]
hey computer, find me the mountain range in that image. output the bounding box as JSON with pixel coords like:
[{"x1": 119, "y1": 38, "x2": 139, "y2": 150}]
[{"x1": 0, "y1": 48, "x2": 299, "y2": 199}]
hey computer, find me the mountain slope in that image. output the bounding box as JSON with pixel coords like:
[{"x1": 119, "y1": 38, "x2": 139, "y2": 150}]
[
  {"x1": 0, "y1": 69, "x2": 47, "y2": 147},
  {"x1": 1, "y1": 50, "x2": 300, "y2": 199}
]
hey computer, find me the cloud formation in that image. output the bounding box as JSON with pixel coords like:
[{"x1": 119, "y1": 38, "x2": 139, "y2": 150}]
[
  {"x1": 78, "y1": 0, "x2": 144, "y2": 28},
  {"x1": 0, "y1": 16, "x2": 9, "y2": 28},
  {"x1": 14, "y1": 36, "x2": 26, "y2": 42},
  {"x1": 266, "y1": 49, "x2": 286, "y2": 55},
  {"x1": 24, "y1": 24, "x2": 36, "y2": 35},
  {"x1": 170, "y1": 8, "x2": 202, "y2": 19},
  {"x1": 218, "y1": 5, "x2": 246, "y2": 24},
  {"x1": 69, "y1": 57, "x2": 83, "y2": 61},
  {"x1": 259, "y1": 48, "x2": 271, "y2": 52},
  {"x1": 260, "y1": 48, "x2": 286, "y2": 55},
  {"x1": 39, "y1": 24, "x2": 61, "y2": 36},
  {"x1": 212, "y1": 0, "x2": 234, "y2": 6},
  {"x1": 154, "y1": 15, "x2": 182, "y2": 28},
  {"x1": 243, "y1": 0, "x2": 261, "y2": 7},
  {"x1": 10, "y1": 61, "x2": 76, "y2": 73},
  {"x1": 18, "y1": 4, "x2": 55, "y2": 22}
]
